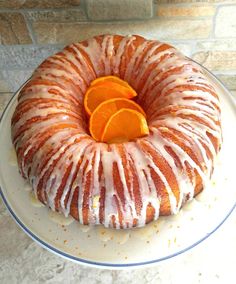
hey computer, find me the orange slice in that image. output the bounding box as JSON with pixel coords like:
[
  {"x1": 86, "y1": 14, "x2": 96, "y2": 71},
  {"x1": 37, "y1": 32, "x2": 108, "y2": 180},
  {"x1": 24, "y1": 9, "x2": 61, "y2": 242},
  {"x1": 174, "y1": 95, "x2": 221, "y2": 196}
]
[
  {"x1": 91, "y1": 76, "x2": 131, "y2": 89},
  {"x1": 89, "y1": 98, "x2": 146, "y2": 141},
  {"x1": 101, "y1": 108, "x2": 149, "y2": 143},
  {"x1": 84, "y1": 81, "x2": 137, "y2": 116}
]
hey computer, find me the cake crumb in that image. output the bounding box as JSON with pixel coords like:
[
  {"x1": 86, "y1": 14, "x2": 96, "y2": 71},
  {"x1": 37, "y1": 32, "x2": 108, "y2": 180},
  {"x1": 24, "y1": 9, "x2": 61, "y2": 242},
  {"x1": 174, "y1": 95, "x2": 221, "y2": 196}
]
[
  {"x1": 159, "y1": 127, "x2": 169, "y2": 132},
  {"x1": 63, "y1": 240, "x2": 67, "y2": 244},
  {"x1": 92, "y1": 195, "x2": 100, "y2": 209}
]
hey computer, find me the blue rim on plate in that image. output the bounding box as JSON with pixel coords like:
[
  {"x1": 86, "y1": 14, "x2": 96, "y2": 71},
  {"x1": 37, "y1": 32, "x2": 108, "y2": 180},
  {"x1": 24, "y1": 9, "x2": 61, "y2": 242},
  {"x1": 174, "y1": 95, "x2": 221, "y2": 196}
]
[{"x1": 0, "y1": 64, "x2": 235, "y2": 268}]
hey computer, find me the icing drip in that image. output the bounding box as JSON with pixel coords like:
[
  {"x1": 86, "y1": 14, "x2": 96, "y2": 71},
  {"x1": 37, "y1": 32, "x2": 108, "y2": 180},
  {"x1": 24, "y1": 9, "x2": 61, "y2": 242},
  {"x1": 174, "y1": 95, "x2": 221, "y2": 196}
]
[
  {"x1": 29, "y1": 191, "x2": 45, "y2": 208},
  {"x1": 11, "y1": 35, "x2": 222, "y2": 229},
  {"x1": 48, "y1": 210, "x2": 74, "y2": 226},
  {"x1": 9, "y1": 148, "x2": 17, "y2": 166}
]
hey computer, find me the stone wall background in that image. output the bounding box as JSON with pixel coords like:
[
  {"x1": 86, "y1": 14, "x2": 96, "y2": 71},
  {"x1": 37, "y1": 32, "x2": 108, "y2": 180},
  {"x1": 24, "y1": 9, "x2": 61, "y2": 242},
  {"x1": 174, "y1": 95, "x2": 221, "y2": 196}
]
[{"x1": 0, "y1": 0, "x2": 235, "y2": 98}]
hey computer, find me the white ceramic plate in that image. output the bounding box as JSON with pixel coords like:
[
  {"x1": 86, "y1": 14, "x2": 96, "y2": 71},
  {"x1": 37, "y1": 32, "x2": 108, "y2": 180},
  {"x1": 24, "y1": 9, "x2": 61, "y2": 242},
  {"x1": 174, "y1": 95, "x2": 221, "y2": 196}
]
[{"x1": 0, "y1": 66, "x2": 236, "y2": 269}]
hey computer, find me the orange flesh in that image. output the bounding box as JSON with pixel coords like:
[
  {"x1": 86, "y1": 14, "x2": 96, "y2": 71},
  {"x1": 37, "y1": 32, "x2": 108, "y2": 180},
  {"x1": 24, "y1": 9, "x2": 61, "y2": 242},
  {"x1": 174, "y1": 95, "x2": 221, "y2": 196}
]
[
  {"x1": 101, "y1": 108, "x2": 149, "y2": 143},
  {"x1": 89, "y1": 98, "x2": 146, "y2": 141},
  {"x1": 84, "y1": 76, "x2": 149, "y2": 143},
  {"x1": 84, "y1": 81, "x2": 137, "y2": 116}
]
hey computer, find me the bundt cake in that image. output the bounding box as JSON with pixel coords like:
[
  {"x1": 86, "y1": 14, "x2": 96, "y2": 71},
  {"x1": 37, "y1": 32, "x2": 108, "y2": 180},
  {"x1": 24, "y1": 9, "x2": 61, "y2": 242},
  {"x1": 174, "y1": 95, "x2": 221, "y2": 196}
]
[{"x1": 11, "y1": 34, "x2": 222, "y2": 229}]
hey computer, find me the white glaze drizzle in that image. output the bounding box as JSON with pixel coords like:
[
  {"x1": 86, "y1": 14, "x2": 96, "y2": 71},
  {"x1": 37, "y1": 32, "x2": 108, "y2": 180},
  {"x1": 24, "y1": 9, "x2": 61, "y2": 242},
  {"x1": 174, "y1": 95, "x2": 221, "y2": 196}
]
[
  {"x1": 48, "y1": 210, "x2": 74, "y2": 226},
  {"x1": 12, "y1": 35, "x2": 222, "y2": 229}
]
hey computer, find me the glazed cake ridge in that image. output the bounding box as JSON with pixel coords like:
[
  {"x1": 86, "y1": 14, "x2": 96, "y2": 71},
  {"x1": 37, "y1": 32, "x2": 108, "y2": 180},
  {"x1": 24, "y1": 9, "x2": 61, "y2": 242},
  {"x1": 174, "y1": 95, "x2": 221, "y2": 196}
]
[{"x1": 11, "y1": 34, "x2": 222, "y2": 229}]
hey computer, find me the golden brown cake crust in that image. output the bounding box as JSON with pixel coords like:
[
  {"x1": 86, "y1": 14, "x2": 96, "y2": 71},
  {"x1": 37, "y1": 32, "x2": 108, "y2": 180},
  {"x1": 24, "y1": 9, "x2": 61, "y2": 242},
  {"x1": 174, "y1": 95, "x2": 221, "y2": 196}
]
[{"x1": 11, "y1": 35, "x2": 222, "y2": 229}]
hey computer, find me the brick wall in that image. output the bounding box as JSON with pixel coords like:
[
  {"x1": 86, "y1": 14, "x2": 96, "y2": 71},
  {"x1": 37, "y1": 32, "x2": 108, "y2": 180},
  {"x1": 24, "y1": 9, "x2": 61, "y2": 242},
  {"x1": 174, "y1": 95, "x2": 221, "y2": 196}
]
[{"x1": 0, "y1": 0, "x2": 236, "y2": 96}]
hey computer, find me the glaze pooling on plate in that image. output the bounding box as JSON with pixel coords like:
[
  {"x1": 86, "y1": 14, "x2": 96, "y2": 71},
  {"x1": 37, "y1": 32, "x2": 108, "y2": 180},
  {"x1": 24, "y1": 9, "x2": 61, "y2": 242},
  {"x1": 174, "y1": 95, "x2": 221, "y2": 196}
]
[
  {"x1": 29, "y1": 191, "x2": 45, "y2": 208},
  {"x1": 48, "y1": 210, "x2": 74, "y2": 226},
  {"x1": 25, "y1": 150, "x2": 224, "y2": 246},
  {"x1": 0, "y1": 68, "x2": 235, "y2": 267},
  {"x1": 11, "y1": 35, "x2": 221, "y2": 229},
  {"x1": 8, "y1": 148, "x2": 17, "y2": 166}
]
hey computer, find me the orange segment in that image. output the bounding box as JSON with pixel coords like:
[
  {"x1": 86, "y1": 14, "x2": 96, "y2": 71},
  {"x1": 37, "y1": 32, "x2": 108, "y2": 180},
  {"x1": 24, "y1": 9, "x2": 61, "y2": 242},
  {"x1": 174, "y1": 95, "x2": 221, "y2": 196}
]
[
  {"x1": 91, "y1": 76, "x2": 131, "y2": 89},
  {"x1": 84, "y1": 81, "x2": 137, "y2": 115},
  {"x1": 89, "y1": 98, "x2": 146, "y2": 141},
  {"x1": 101, "y1": 108, "x2": 149, "y2": 143}
]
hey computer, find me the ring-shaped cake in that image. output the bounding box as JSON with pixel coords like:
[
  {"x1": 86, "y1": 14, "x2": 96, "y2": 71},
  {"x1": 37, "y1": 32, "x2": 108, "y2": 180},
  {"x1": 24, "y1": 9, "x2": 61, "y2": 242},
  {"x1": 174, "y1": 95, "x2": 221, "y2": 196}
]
[{"x1": 11, "y1": 35, "x2": 222, "y2": 229}]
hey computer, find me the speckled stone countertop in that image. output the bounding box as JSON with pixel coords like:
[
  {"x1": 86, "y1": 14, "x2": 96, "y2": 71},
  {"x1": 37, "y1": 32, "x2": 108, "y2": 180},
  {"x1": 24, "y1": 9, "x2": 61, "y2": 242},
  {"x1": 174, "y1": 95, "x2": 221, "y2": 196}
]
[{"x1": 0, "y1": 187, "x2": 235, "y2": 283}]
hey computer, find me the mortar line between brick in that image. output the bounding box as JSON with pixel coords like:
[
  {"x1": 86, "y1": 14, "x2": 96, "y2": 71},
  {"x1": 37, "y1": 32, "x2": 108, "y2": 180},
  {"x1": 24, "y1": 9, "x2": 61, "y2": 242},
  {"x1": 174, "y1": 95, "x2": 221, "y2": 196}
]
[
  {"x1": 2, "y1": 37, "x2": 235, "y2": 49},
  {"x1": 80, "y1": 0, "x2": 89, "y2": 19},
  {"x1": 2, "y1": 16, "x2": 223, "y2": 25},
  {"x1": 0, "y1": 43, "x2": 64, "y2": 49},
  {"x1": 164, "y1": 37, "x2": 236, "y2": 46},
  {"x1": 26, "y1": 17, "x2": 216, "y2": 24},
  {"x1": 153, "y1": 15, "x2": 215, "y2": 21},
  {"x1": 0, "y1": 7, "x2": 216, "y2": 24},
  {"x1": 211, "y1": 3, "x2": 220, "y2": 39},
  {"x1": 150, "y1": 1, "x2": 154, "y2": 19},
  {"x1": 0, "y1": 3, "x2": 233, "y2": 15},
  {"x1": 22, "y1": 11, "x2": 37, "y2": 44},
  {"x1": 29, "y1": 19, "x2": 89, "y2": 24},
  {"x1": 178, "y1": 36, "x2": 236, "y2": 43},
  {"x1": 155, "y1": 3, "x2": 215, "y2": 7},
  {"x1": 0, "y1": 2, "x2": 233, "y2": 14},
  {"x1": 0, "y1": 7, "x2": 85, "y2": 13},
  {"x1": 0, "y1": 67, "x2": 36, "y2": 71},
  {"x1": 153, "y1": 2, "x2": 235, "y2": 8},
  {"x1": 78, "y1": 16, "x2": 154, "y2": 23}
]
